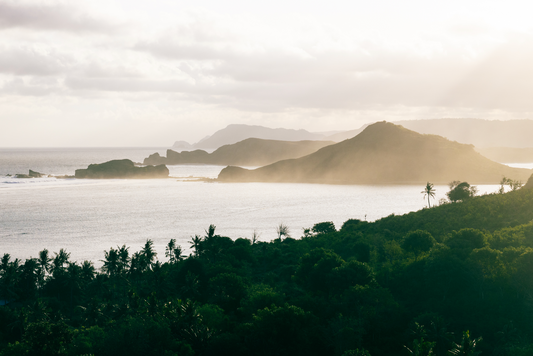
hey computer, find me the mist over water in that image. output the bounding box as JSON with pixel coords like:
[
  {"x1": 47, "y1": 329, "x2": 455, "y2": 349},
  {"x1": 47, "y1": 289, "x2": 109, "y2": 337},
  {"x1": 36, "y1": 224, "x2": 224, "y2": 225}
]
[
  {"x1": 0, "y1": 147, "x2": 168, "y2": 177},
  {"x1": 1, "y1": 148, "x2": 526, "y2": 266}
]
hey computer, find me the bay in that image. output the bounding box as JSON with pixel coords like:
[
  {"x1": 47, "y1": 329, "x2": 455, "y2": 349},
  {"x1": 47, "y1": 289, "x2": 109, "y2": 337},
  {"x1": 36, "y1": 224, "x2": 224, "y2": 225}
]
[{"x1": 1, "y1": 148, "x2": 529, "y2": 267}]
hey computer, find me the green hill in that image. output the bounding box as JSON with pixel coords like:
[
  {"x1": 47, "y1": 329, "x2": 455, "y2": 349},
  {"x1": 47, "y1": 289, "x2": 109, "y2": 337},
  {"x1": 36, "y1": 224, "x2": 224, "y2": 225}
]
[{"x1": 218, "y1": 121, "x2": 532, "y2": 184}]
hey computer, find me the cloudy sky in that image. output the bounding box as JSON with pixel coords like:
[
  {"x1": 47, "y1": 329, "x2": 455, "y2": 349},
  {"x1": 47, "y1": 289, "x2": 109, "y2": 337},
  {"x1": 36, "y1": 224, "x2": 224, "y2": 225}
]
[{"x1": 2, "y1": 0, "x2": 533, "y2": 146}]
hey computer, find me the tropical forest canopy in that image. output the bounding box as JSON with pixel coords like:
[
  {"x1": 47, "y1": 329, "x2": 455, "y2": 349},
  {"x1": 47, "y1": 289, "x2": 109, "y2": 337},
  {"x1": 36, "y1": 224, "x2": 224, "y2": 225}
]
[{"x1": 1, "y1": 179, "x2": 533, "y2": 355}]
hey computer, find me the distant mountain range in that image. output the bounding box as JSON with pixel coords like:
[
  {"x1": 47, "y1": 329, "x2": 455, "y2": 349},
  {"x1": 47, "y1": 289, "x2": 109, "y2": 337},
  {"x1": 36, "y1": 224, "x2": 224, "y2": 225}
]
[
  {"x1": 475, "y1": 147, "x2": 533, "y2": 164},
  {"x1": 314, "y1": 118, "x2": 533, "y2": 150},
  {"x1": 146, "y1": 138, "x2": 334, "y2": 167},
  {"x1": 396, "y1": 119, "x2": 533, "y2": 148},
  {"x1": 173, "y1": 119, "x2": 533, "y2": 151},
  {"x1": 175, "y1": 124, "x2": 327, "y2": 150},
  {"x1": 218, "y1": 122, "x2": 532, "y2": 185}
]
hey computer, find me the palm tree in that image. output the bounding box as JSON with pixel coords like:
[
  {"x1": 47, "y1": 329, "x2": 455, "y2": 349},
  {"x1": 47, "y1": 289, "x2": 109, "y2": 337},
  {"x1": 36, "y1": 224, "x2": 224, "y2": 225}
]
[
  {"x1": 0, "y1": 254, "x2": 21, "y2": 302},
  {"x1": 189, "y1": 235, "x2": 203, "y2": 257},
  {"x1": 251, "y1": 230, "x2": 261, "y2": 245},
  {"x1": 173, "y1": 245, "x2": 185, "y2": 262},
  {"x1": 101, "y1": 247, "x2": 119, "y2": 276},
  {"x1": 0, "y1": 253, "x2": 11, "y2": 273},
  {"x1": 141, "y1": 239, "x2": 157, "y2": 270},
  {"x1": 64, "y1": 262, "x2": 82, "y2": 312},
  {"x1": 38, "y1": 249, "x2": 51, "y2": 274},
  {"x1": 166, "y1": 238, "x2": 176, "y2": 262},
  {"x1": 276, "y1": 223, "x2": 291, "y2": 240},
  {"x1": 51, "y1": 249, "x2": 70, "y2": 276},
  {"x1": 37, "y1": 249, "x2": 52, "y2": 291},
  {"x1": 422, "y1": 182, "x2": 436, "y2": 208},
  {"x1": 80, "y1": 260, "x2": 95, "y2": 282},
  {"x1": 205, "y1": 224, "x2": 216, "y2": 240},
  {"x1": 117, "y1": 245, "x2": 130, "y2": 274}
]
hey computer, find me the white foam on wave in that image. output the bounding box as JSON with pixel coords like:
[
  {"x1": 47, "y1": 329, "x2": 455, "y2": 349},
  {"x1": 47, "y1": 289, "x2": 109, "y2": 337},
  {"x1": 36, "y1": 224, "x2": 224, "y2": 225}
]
[{"x1": 0, "y1": 176, "x2": 81, "y2": 189}]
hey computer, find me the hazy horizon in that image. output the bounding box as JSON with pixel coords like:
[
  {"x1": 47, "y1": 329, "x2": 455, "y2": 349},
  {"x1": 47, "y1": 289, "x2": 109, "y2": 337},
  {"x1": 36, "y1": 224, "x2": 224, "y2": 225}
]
[{"x1": 2, "y1": 0, "x2": 533, "y2": 147}]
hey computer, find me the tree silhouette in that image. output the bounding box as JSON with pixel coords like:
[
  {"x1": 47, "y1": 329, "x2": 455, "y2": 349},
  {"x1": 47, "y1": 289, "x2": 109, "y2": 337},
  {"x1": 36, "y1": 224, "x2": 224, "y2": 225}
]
[
  {"x1": 80, "y1": 260, "x2": 95, "y2": 282},
  {"x1": 499, "y1": 177, "x2": 510, "y2": 194},
  {"x1": 166, "y1": 238, "x2": 176, "y2": 262},
  {"x1": 37, "y1": 249, "x2": 52, "y2": 292},
  {"x1": 311, "y1": 221, "x2": 336, "y2": 235},
  {"x1": 447, "y1": 182, "x2": 476, "y2": 203},
  {"x1": 189, "y1": 235, "x2": 203, "y2": 257},
  {"x1": 276, "y1": 223, "x2": 291, "y2": 240},
  {"x1": 499, "y1": 176, "x2": 523, "y2": 193},
  {"x1": 51, "y1": 249, "x2": 70, "y2": 276},
  {"x1": 205, "y1": 224, "x2": 216, "y2": 240},
  {"x1": 251, "y1": 230, "x2": 261, "y2": 244},
  {"x1": 140, "y1": 239, "x2": 157, "y2": 271},
  {"x1": 166, "y1": 239, "x2": 184, "y2": 263},
  {"x1": 101, "y1": 248, "x2": 118, "y2": 276},
  {"x1": 117, "y1": 245, "x2": 130, "y2": 274},
  {"x1": 0, "y1": 254, "x2": 20, "y2": 302},
  {"x1": 422, "y1": 182, "x2": 436, "y2": 208}
]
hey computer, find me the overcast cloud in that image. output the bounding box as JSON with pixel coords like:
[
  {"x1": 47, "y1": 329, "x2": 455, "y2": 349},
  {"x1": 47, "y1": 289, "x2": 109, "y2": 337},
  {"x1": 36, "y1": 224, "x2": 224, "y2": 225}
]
[
  {"x1": 0, "y1": 1, "x2": 118, "y2": 33},
  {"x1": 1, "y1": 0, "x2": 533, "y2": 146}
]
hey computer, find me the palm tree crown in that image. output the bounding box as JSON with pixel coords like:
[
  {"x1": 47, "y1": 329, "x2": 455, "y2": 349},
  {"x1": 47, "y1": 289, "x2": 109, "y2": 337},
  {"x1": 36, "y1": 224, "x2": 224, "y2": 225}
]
[{"x1": 421, "y1": 182, "x2": 436, "y2": 208}]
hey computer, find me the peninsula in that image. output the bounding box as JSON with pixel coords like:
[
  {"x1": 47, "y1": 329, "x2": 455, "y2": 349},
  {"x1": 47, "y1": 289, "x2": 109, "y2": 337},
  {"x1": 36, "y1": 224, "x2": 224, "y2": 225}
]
[
  {"x1": 144, "y1": 138, "x2": 334, "y2": 167},
  {"x1": 218, "y1": 121, "x2": 532, "y2": 184}
]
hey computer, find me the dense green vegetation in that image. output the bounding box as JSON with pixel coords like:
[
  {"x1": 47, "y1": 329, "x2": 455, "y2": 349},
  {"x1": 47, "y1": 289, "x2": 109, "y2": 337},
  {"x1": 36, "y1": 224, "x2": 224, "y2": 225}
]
[{"x1": 2, "y1": 186, "x2": 533, "y2": 355}]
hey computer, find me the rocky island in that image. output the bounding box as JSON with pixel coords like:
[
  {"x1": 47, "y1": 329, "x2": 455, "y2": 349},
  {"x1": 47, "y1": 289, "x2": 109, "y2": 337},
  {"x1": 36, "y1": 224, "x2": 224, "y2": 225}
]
[
  {"x1": 75, "y1": 159, "x2": 169, "y2": 179},
  {"x1": 14, "y1": 170, "x2": 46, "y2": 178}
]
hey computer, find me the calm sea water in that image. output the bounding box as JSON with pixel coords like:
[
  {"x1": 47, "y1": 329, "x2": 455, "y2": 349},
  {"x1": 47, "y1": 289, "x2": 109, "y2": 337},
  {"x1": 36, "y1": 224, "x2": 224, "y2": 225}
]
[{"x1": 1, "y1": 148, "x2": 530, "y2": 267}]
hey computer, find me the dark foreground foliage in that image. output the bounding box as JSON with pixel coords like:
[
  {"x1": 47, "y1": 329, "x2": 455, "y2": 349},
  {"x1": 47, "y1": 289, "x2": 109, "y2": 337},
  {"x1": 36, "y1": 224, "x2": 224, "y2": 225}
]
[{"x1": 2, "y1": 188, "x2": 533, "y2": 355}]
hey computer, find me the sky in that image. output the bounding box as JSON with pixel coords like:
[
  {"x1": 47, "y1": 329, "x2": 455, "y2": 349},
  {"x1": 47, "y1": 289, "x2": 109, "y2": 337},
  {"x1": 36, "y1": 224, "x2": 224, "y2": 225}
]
[{"x1": 1, "y1": 0, "x2": 533, "y2": 147}]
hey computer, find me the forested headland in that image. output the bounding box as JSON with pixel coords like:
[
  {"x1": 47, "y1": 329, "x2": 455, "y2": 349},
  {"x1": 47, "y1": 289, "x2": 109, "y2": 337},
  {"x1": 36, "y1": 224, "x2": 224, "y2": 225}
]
[
  {"x1": 218, "y1": 122, "x2": 532, "y2": 185},
  {"x1": 2, "y1": 183, "x2": 533, "y2": 355}
]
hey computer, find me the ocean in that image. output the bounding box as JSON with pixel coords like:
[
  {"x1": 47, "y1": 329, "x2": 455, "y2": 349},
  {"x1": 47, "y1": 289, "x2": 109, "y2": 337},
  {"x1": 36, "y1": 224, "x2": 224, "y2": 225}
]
[{"x1": 1, "y1": 147, "x2": 530, "y2": 267}]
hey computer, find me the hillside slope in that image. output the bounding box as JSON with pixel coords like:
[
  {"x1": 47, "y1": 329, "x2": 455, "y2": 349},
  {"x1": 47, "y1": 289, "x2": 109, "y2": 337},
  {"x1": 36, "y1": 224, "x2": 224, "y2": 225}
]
[
  {"x1": 325, "y1": 123, "x2": 368, "y2": 142},
  {"x1": 144, "y1": 138, "x2": 334, "y2": 166},
  {"x1": 218, "y1": 121, "x2": 532, "y2": 184}
]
